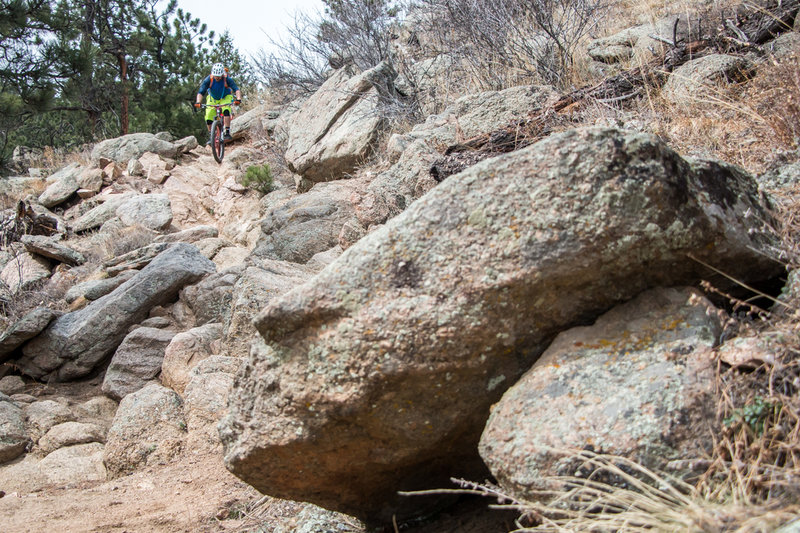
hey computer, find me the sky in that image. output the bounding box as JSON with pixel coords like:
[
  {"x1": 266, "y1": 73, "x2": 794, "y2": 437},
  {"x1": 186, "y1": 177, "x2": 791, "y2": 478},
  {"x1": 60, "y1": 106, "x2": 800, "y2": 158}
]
[{"x1": 172, "y1": 0, "x2": 325, "y2": 59}]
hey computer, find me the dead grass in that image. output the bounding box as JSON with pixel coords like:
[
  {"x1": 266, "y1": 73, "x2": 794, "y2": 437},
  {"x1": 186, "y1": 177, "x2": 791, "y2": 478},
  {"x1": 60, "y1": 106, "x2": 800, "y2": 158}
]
[
  {"x1": 83, "y1": 224, "x2": 158, "y2": 264},
  {"x1": 608, "y1": 51, "x2": 800, "y2": 175},
  {"x1": 405, "y1": 449, "x2": 798, "y2": 532}
]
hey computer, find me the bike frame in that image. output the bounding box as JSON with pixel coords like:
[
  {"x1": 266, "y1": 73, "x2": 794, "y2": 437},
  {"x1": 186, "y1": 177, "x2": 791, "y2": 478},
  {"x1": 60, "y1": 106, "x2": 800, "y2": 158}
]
[{"x1": 197, "y1": 102, "x2": 235, "y2": 164}]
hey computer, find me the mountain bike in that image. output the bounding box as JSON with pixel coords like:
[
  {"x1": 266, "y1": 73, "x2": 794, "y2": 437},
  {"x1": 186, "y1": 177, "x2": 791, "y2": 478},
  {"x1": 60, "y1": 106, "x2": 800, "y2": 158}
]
[{"x1": 194, "y1": 101, "x2": 236, "y2": 164}]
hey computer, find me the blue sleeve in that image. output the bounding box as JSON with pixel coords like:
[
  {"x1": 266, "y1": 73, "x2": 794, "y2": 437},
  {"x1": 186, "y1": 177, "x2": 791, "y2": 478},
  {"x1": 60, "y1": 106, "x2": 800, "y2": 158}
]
[
  {"x1": 227, "y1": 77, "x2": 239, "y2": 93},
  {"x1": 197, "y1": 76, "x2": 210, "y2": 96}
]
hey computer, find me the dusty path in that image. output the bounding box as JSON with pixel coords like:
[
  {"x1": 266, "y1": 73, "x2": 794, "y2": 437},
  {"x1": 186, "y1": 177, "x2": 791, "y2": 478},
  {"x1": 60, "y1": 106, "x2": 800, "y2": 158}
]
[{"x1": 0, "y1": 450, "x2": 259, "y2": 533}]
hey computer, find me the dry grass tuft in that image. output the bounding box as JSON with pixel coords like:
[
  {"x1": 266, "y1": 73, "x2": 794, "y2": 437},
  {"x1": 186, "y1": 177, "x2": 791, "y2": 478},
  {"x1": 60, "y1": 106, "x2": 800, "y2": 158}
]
[
  {"x1": 633, "y1": 51, "x2": 800, "y2": 174},
  {"x1": 84, "y1": 225, "x2": 158, "y2": 264},
  {"x1": 410, "y1": 450, "x2": 799, "y2": 532},
  {"x1": 750, "y1": 53, "x2": 800, "y2": 150}
]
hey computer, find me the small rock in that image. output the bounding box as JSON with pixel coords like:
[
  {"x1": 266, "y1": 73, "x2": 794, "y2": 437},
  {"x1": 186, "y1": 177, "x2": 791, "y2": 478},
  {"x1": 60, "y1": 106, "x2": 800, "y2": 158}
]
[
  {"x1": 0, "y1": 376, "x2": 25, "y2": 395},
  {"x1": 38, "y1": 421, "x2": 107, "y2": 455}
]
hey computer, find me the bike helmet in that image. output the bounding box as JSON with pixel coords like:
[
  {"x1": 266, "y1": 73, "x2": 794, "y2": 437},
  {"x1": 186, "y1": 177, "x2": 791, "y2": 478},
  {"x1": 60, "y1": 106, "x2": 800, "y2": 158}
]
[{"x1": 211, "y1": 63, "x2": 225, "y2": 77}]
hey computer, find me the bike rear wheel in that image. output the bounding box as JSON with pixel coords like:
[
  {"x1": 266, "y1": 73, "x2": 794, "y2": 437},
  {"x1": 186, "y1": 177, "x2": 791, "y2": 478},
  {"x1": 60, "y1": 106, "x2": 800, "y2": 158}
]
[{"x1": 211, "y1": 119, "x2": 225, "y2": 163}]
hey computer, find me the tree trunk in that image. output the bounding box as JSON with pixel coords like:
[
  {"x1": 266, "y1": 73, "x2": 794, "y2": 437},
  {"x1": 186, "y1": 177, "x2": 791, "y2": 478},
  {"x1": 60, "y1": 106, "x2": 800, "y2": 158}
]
[{"x1": 118, "y1": 54, "x2": 129, "y2": 135}]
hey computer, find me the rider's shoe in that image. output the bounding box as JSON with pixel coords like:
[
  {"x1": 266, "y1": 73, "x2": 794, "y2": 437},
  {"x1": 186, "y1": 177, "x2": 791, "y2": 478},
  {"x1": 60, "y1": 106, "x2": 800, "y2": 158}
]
[
  {"x1": 206, "y1": 139, "x2": 212, "y2": 146},
  {"x1": 223, "y1": 132, "x2": 233, "y2": 143}
]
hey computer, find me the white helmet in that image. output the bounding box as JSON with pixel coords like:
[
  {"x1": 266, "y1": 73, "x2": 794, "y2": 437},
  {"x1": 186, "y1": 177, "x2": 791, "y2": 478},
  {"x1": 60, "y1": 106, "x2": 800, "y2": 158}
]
[{"x1": 211, "y1": 63, "x2": 225, "y2": 77}]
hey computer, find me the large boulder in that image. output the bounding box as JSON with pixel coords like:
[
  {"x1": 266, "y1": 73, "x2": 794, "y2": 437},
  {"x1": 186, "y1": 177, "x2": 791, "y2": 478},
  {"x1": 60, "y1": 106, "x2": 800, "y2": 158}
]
[
  {"x1": 0, "y1": 176, "x2": 47, "y2": 202},
  {"x1": 71, "y1": 192, "x2": 137, "y2": 233},
  {"x1": 161, "y1": 163, "x2": 220, "y2": 230},
  {"x1": 37, "y1": 163, "x2": 82, "y2": 208},
  {"x1": 10, "y1": 146, "x2": 44, "y2": 173},
  {"x1": 183, "y1": 355, "x2": 242, "y2": 447},
  {"x1": 230, "y1": 105, "x2": 280, "y2": 141},
  {"x1": 0, "y1": 393, "x2": 29, "y2": 463},
  {"x1": 395, "y1": 54, "x2": 467, "y2": 116},
  {"x1": 64, "y1": 270, "x2": 137, "y2": 304},
  {"x1": 103, "y1": 383, "x2": 185, "y2": 477},
  {"x1": 115, "y1": 193, "x2": 173, "y2": 231},
  {"x1": 179, "y1": 265, "x2": 245, "y2": 326},
  {"x1": 37, "y1": 442, "x2": 107, "y2": 485},
  {"x1": 16, "y1": 243, "x2": 216, "y2": 381},
  {"x1": 662, "y1": 54, "x2": 755, "y2": 105},
  {"x1": 223, "y1": 260, "x2": 316, "y2": 358},
  {"x1": 137, "y1": 153, "x2": 173, "y2": 184},
  {"x1": 102, "y1": 327, "x2": 178, "y2": 400},
  {"x1": 479, "y1": 287, "x2": 723, "y2": 499},
  {"x1": 253, "y1": 179, "x2": 362, "y2": 264},
  {"x1": 0, "y1": 252, "x2": 51, "y2": 293},
  {"x1": 37, "y1": 421, "x2": 106, "y2": 455},
  {"x1": 220, "y1": 127, "x2": 780, "y2": 522},
  {"x1": 284, "y1": 62, "x2": 395, "y2": 182},
  {"x1": 23, "y1": 399, "x2": 75, "y2": 444},
  {"x1": 388, "y1": 84, "x2": 556, "y2": 158},
  {"x1": 155, "y1": 225, "x2": 219, "y2": 244},
  {"x1": 160, "y1": 323, "x2": 223, "y2": 395},
  {"x1": 0, "y1": 307, "x2": 63, "y2": 362},
  {"x1": 0, "y1": 442, "x2": 107, "y2": 493},
  {"x1": 90, "y1": 133, "x2": 179, "y2": 163},
  {"x1": 21, "y1": 235, "x2": 85, "y2": 266},
  {"x1": 587, "y1": 15, "x2": 693, "y2": 65}
]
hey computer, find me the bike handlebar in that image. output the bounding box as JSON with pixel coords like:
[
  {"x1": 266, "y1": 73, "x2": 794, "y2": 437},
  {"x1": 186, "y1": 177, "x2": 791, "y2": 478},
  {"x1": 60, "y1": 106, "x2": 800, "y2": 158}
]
[{"x1": 192, "y1": 101, "x2": 241, "y2": 113}]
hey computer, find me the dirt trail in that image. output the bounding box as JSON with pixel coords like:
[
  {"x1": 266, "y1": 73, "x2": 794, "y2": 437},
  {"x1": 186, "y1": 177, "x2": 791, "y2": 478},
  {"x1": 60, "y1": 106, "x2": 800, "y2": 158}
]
[{"x1": 0, "y1": 449, "x2": 259, "y2": 533}]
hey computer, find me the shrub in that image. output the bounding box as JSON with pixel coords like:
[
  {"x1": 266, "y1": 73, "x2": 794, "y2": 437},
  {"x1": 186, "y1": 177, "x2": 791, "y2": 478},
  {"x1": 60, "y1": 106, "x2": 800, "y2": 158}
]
[
  {"x1": 251, "y1": 0, "x2": 400, "y2": 99},
  {"x1": 242, "y1": 164, "x2": 274, "y2": 195},
  {"x1": 415, "y1": 0, "x2": 609, "y2": 89}
]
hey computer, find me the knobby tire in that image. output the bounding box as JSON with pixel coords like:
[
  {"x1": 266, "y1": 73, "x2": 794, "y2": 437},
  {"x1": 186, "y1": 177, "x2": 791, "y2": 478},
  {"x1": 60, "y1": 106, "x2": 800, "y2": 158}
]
[{"x1": 211, "y1": 119, "x2": 225, "y2": 163}]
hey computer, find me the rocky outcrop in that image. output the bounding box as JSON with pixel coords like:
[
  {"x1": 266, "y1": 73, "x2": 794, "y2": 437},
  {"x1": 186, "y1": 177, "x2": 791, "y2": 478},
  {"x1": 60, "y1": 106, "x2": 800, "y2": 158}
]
[
  {"x1": 221, "y1": 127, "x2": 780, "y2": 521},
  {"x1": 90, "y1": 133, "x2": 180, "y2": 163},
  {"x1": 284, "y1": 62, "x2": 395, "y2": 183},
  {"x1": 16, "y1": 243, "x2": 216, "y2": 381},
  {"x1": 480, "y1": 287, "x2": 723, "y2": 499}
]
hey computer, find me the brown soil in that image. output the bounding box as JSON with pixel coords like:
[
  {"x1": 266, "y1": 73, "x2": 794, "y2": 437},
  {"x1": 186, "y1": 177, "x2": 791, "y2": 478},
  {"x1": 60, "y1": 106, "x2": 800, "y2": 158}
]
[
  {"x1": 0, "y1": 449, "x2": 259, "y2": 533},
  {"x1": 0, "y1": 377, "x2": 517, "y2": 533},
  {"x1": 0, "y1": 450, "x2": 518, "y2": 533}
]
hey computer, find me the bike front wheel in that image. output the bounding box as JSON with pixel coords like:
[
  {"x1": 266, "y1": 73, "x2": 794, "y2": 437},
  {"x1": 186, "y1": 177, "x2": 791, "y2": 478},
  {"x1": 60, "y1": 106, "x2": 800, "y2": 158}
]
[{"x1": 211, "y1": 119, "x2": 225, "y2": 163}]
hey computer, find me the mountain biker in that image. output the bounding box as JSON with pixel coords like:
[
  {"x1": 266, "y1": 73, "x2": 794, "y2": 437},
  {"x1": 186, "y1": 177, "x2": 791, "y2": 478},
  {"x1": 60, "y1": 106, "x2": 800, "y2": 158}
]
[{"x1": 195, "y1": 63, "x2": 242, "y2": 144}]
